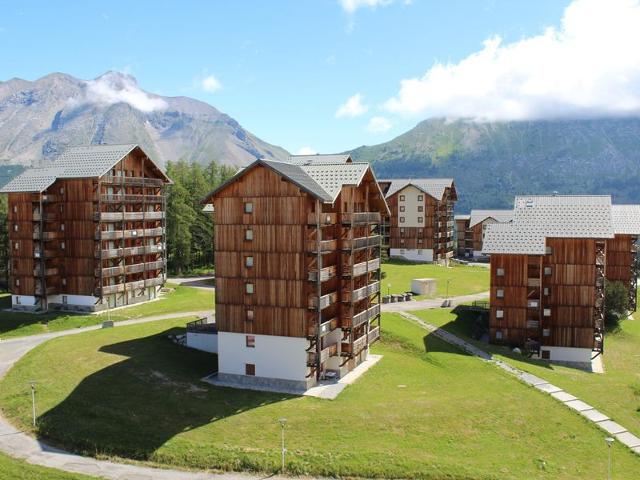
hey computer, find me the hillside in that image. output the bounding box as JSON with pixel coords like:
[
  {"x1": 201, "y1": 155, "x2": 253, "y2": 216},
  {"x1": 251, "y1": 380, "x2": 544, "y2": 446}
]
[
  {"x1": 350, "y1": 118, "x2": 640, "y2": 212},
  {"x1": 0, "y1": 71, "x2": 288, "y2": 168}
]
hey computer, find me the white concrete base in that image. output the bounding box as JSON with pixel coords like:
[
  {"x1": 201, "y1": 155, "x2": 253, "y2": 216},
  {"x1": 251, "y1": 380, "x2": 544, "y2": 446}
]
[
  {"x1": 390, "y1": 248, "x2": 434, "y2": 263},
  {"x1": 535, "y1": 346, "x2": 593, "y2": 366},
  {"x1": 186, "y1": 332, "x2": 218, "y2": 353}
]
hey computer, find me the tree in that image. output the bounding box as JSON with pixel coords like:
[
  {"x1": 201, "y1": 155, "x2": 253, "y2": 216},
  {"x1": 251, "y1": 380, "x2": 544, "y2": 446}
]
[{"x1": 604, "y1": 280, "x2": 629, "y2": 329}]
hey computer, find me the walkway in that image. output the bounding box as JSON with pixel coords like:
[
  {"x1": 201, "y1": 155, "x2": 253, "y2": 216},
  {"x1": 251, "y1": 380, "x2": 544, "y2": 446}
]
[
  {"x1": 381, "y1": 291, "x2": 489, "y2": 312},
  {"x1": 168, "y1": 276, "x2": 215, "y2": 290},
  {"x1": 398, "y1": 311, "x2": 640, "y2": 456}
]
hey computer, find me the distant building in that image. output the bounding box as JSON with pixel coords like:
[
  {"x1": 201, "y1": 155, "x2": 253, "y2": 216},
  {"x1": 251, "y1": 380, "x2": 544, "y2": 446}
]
[
  {"x1": 202, "y1": 155, "x2": 388, "y2": 391},
  {"x1": 456, "y1": 209, "x2": 513, "y2": 259},
  {"x1": 378, "y1": 179, "x2": 457, "y2": 263},
  {"x1": 483, "y1": 195, "x2": 615, "y2": 366},
  {"x1": 607, "y1": 205, "x2": 640, "y2": 311},
  {"x1": 0, "y1": 144, "x2": 170, "y2": 312}
]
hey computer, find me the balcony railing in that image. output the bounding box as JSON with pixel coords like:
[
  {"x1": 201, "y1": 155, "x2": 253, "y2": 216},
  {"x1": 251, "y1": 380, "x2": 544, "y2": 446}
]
[
  {"x1": 96, "y1": 227, "x2": 165, "y2": 240},
  {"x1": 99, "y1": 265, "x2": 125, "y2": 277},
  {"x1": 341, "y1": 212, "x2": 381, "y2": 226},
  {"x1": 33, "y1": 267, "x2": 59, "y2": 277},
  {"x1": 35, "y1": 285, "x2": 56, "y2": 295},
  {"x1": 342, "y1": 281, "x2": 380, "y2": 303},
  {"x1": 343, "y1": 258, "x2": 381, "y2": 277},
  {"x1": 341, "y1": 303, "x2": 380, "y2": 329},
  {"x1": 96, "y1": 244, "x2": 164, "y2": 259},
  {"x1": 145, "y1": 277, "x2": 165, "y2": 287},
  {"x1": 342, "y1": 333, "x2": 368, "y2": 355},
  {"x1": 308, "y1": 265, "x2": 337, "y2": 282},
  {"x1": 101, "y1": 175, "x2": 165, "y2": 187},
  {"x1": 101, "y1": 194, "x2": 164, "y2": 203},
  {"x1": 306, "y1": 238, "x2": 338, "y2": 253},
  {"x1": 368, "y1": 326, "x2": 380, "y2": 344},
  {"x1": 308, "y1": 291, "x2": 338, "y2": 310},
  {"x1": 307, "y1": 212, "x2": 337, "y2": 226},
  {"x1": 307, "y1": 342, "x2": 339, "y2": 365},
  {"x1": 341, "y1": 235, "x2": 381, "y2": 250},
  {"x1": 98, "y1": 211, "x2": 165, "y2": 222}
]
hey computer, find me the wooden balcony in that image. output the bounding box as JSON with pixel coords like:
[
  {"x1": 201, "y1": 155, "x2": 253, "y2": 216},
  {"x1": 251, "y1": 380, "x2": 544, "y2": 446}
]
[
  {"x1": 101, "y1": 175, "x2": 164, "y2": 187},
  {"x1": 341, "y1": 304, "x2": 380, "y2": 329},
  {"x1": 307, "y1": 317, "x2": 339, "y2": 337},
  {"x1": 307, "y1": 212, "x2": 337, "y2": 226},
  {"x1": 308, "y1": 291, "x2": 338, "y2": 310},
  {"x1": 341, "y1": 235, "x2": 381, "y2": 250},
  {"x1": 100, "y1": 194, "x2": 164, "y2": 203},
  {"x1": 99, "y1": 265, "x2": 125, "y2": 277},
  {"x1": 33, "y1": 267, "x2": 59, "y2": 277},
  {"x1": 307, "y1": 342, "x2": 339, "y2": 365},
  {"x1": 342, "y1": 333, "x2": 368, "y2": 355},
  {"x1": 305, "y1": 238, "x2": 338, "y2": 253},
  {"x1": 96, "y1": 227, "x2": 165, "y2": 240},
  {"x1": 308, "y1": 265, "x2": 337, "y2": 282},
  {"x1": 341, "y1": 212, "x2": 381, "y2": 226},
  {"x1": 34, "y1": 285, "x2": 57, "y2": 296},
  {"x1": 342, "y1": 258, "x2": 380, "y2": 277},
  {"x1": 98, "y1": 211, "x2": 165, "y2": 222},
  {"x1": 368, "y1": 326, "x2": 380, "y2": 344},
  {"x1": 145, "y1": 277, "x2": 165, "y2": 287},
  {"x1": 342, "y1": 281, "x2": 380, "y2": 303}
]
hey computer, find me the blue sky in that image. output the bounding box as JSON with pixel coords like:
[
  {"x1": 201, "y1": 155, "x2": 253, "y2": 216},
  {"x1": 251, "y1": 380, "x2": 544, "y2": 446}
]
[{"x1": 0, "y1": 0, "x2": 605, "y2": 154}]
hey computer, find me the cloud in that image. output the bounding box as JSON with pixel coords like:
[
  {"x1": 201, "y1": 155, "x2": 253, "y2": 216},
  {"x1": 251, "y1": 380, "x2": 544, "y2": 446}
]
[
  {"x1": 384, "y1": 0, "x2": 640, "y2": 121},
  {"x1": 201, "y1": 74, "x2": 222, "y2": 93},
  {"x1": 335, "y1": 93, "x2": 369, "y2": 118},
  {"x1": 366, "y1": 116, "x2": 392, "y2": 133},
  {"x1": 339, "y1": 0, "x2": 394, "y2": 13},
  {"x1": 296, "y1": 146, "x2": 317, "y2": 155},
  {"x1": 83, "y1": 71, "x2": 167, "y2": 113}
]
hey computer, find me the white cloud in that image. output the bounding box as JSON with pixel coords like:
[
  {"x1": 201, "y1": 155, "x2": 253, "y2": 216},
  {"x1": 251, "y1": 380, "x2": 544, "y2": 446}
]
[
  {"x1": 385, "y1": 0, "x2": 640, "y2": 121},
  {"x1": 296, "y1": 146, "x2": 317, "y2": 155},
  {"x1": 339, "y1": 0, "x2": 394, "y2": 13},
  {"x1": 83, "y1": 71, "x2": 167, "y2": 113},
  {"x1": 366, "y1": 116, "x2": 393, "y2": 133},
  {"x1": 201, "y1": 74, "x2": 222, "y2": 93},
  {"x1": 335, "y1": 93, "x2": 369, "y2": 118}
]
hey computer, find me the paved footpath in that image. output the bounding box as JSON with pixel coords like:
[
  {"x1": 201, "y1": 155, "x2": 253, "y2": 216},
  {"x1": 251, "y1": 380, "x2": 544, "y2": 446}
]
[
  {"x1": 381, "y1": 291, "x2": 489, "y2": 312},
  {"x1": 398, "y1": 311, "x2": 640, "y2": 456}
]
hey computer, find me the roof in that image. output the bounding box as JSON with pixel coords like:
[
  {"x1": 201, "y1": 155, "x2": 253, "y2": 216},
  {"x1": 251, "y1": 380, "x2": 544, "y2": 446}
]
[
  {"x1": 482, "y1": 195, "x2": 614, "y2": 255},
  {"x1": 469, "y1": 209, "x2": 513, "y2": 228},
  {"x1": 454, "y1": 214, "x2": 471, "y2": 221},
  {"x1": 380, "y1": 178, "x2": 455, "y2": 201},
  {"x1": 202, "y1": 158, "x2": 389, "y2": 214},
  {"x1": 0, "y1": 144, "x2": 169, "y2": 193},
  {"x1": 286, "y1": 154, "x2": 352, "y2": 165},
  {"x1": 611, "y1": 204, "x2": 640, "y2": 235}
]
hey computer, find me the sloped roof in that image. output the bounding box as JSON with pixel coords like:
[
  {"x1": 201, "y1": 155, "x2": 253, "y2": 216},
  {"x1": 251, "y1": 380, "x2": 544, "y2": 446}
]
[
  {"x1": 287, "y1": 154, "x2": 352, "y2": 165},
  {"x1": 0, "y1": 144, "x2": 169, "y2": 193},
  {"x1": 381, "y1": 178, "x2": 455, "y2": 201},
  {"x1": 482, "y1": 195, "x2": 614, "y2": 255},
  {"x1": 454, "y1": 214, "x2": 471, "y2": 221},
  {"x1": 303, "y1": 163, "x2": 369, "y2": 200},
  {"x1": 611, "y1": 204, "x2": 640, "y2": 235},
  {"x1": 469, "y1": 209, "x2": 513, "y2": 228}
]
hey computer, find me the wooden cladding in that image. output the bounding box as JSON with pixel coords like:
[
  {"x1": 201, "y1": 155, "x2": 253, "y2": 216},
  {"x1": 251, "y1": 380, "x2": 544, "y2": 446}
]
[{"x1": 215, "y1": 225, "x2": 305, "y2": 253}]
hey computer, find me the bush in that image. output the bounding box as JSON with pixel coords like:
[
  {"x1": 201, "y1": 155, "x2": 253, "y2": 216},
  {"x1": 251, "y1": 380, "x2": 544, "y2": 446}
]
[{"x1": 604, "y1": 280, "x2": 629, "y2": 329}]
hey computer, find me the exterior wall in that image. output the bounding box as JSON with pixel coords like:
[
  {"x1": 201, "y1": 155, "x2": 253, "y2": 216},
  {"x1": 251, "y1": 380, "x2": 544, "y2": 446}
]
[
  {"x1": 390, "y1": 248, "x2": 434, "y2": 262},
  {"x1": 535, "y1": 346, "x2": 593, "y2": 365},
  {"x1": 187, "y1": 332, "x2": 219, "y2": 353},
  {"x1": 455, "y1": 218, "x2": 470, "y2": 257},
  {"x1": 606, "y1": 233, "x2": 637, "y2": 311}
]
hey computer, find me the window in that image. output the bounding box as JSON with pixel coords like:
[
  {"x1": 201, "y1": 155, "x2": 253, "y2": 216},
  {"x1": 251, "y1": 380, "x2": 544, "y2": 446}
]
[
  {"x1": 418, "y1": 238, "x2": 423, "y2": 244},
  {"x1": 496, "y1": 309, "x2": 504, "y2": 319},
  {"x1": 62, "y1": 295, "x2": 68, "y2": 304},
  {"x1": 14, "y1": 241, "x2": 19, "y2": 250},
  {"x1": 400, "y1": 238, "x2": 405, "y2": 244},
  {"x1": 246, "y1": 309, "x2": 254, "y2": 321},
  {"x1": 59, "y1": 204, "x2": 64, "y2": 213},
  {"x1": 417, "y1": 206, "x2": 424, "y2": 212},
  {"x1": 13, "y1": 205, "x2": 17, "y2": 213},
  {"x1": 417, "y1": 249, "x2": 423, "y2": 255},
  {"x1": 418, "y1": 217, "x2": 423, "y2": 223},
  {"x1": 417, "y1": 229, "x2": 423, "y2": 236},
  {"x1": 543, "y1": 308, "x2": 551, "y2": 317},
  {"x1": 15, "y1": 296, "x2": 21, "y2": 305},
  {"x1": 245, "y1": 363, "x2": 256, "y2": 376},
  {"x1": 62, "y1": 278, "x2": 67, "y2": 286},
  {"x1": 543, "y1": 287, "x2": 550, "y2": 296},
  {"x1": 399, "y1": 195, "x2": 405, "y2": 201},
  {"x1": 495, "y1": 330, "x2": 503, "y2": 340},
  {"x1": 61, "y1": 241, "x2": 66, "y2": 250},
  {"x1": 545, "y1": 246, "x2": 553, "y2": 255},
  {"x1": 245, "y1": 228, "x2": 254, "y2": 241},
  {"x1": 15, "y1": 278, "x2": 20, "y2": 287},
  {"x1": 496, "y1": 289, "x2": 504, "y2": 298},
  {"x1": 418, "y1": 195, "x2": 424, "y2": 202},
  {"x1": 245, "y1": 283, "x2": 254, "y2": 294},
  {"x1": 541, "y1": 350, "x2": 551, "y2": 360},
  {"x1": 399, "y1": 217, "x2": 405, "y2": 223},
  {"x1": 542, "y1": 328, "x2": 551, "y2": 337},
  {"x1": 59, "y1": 187, "x2": 64, "y2": 194},
  {"x1": 399, "y1": 206, "x2": 405, "y2": 212},
  {"x1": 544, "y1": 266, "x2": 552, "y2": 276},
  {"x1": 400, "y1": 228, "x2": 405, "y2": 236},
  {"x1": 245, "y1": 256, "x2": 254, "y2": 268},
  {"x1": 244, "y1": 202, "x2": 253, "y2": 214},
  {"x1": 496, "y1": 267, "x2": 505, "y2": 276},
  {"x1": 12, "y1": 224, "x2": 18, "y2": 232},
  {"x1": 60, "y1": 224, "x2": 65, "y2": 231},
  {"x1": 246, "y1": 335, "x2": 255, "y2": 348}
]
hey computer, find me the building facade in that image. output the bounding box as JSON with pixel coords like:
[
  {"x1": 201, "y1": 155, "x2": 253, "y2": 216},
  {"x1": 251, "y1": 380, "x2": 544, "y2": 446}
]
[
  {"x1": 379, "y1": 179, "x2": 457, "y2": 263},
  {"x1": 456, "y1": 209, "x2": 513, "y2": 259},
  {"x1": 607, "y1": 205, "x2": 640, "y2": 311},
  {"x1": 1, "y1": 144, "x2": 170, "y2": 312},
  {"x1": 483, "y1": 196, "x2": 614, "y2": 366},
  {"x1": 203, "y1": 156, "x2": 388, "y2": 391}
]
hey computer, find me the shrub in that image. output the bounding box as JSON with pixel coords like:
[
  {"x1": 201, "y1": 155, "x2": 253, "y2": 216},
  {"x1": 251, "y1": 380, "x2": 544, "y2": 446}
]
[{"x1": 604, "y1": 280, "x2": 629, "y2": 329}]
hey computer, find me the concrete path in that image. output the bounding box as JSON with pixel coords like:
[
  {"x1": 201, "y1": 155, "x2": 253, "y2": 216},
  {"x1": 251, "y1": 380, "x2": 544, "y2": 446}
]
[
  {"x1": 381, "y1": 291, "x2": 489, "y2": 313},
  {"x1": 398, "y1": 311, "x2": 640, "y2": 456},
  {"x1": 168, "y1": 276, "x2": 215, "y2": 290}
]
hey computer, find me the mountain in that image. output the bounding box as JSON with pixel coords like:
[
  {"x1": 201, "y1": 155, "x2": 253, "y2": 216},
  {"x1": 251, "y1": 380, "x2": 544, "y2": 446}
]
[
  {"x1": 0, "y1": 71, "x2": 288, "y2": 168},
  {"x1": 350, "y1": 118, "x2": 640, "y2": 213}
]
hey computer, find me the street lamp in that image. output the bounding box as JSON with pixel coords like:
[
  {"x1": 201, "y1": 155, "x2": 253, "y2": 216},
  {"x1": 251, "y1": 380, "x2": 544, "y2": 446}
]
[
  {"x1": 278, "y1": 418, "x2": 287, "y2": 471},
  {"x1": 28, "y1": 380, "x2": 37, "y2": 428},
  {"x1": 605, "y1": 436, "x2": 614, "y2": 480},
  {"x1": 387, "y1": 283, "x2": 391, "y2": 296}
]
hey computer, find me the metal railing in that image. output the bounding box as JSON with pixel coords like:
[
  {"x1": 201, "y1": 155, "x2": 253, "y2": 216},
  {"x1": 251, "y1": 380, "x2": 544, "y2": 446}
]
[
  {"x1": 341, "y1": 235, "x2": 381, "y2": 250},
  {"x1": 343, "y1": 258, "x2": 380, "y2": 277},
  {"x1": 342, "y1": 281, "x2": 380, "y2": 303},
  {"x1": 101, "y1": 175, "x2": 164, "y2": 186},
  {"x1": 341, "y1": 212, "x2": 381, "y2": 225}
]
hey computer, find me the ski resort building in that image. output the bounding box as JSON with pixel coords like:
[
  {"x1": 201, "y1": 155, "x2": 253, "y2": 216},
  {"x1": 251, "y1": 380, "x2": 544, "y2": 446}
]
[
  {"x1": 0, "y1": 144, "x2": 170, "y2": 312},
  {"x1": 379, "y1": 178, "x2": 457, "y2": 263},
  {"x1": 202, "y1": 155, "x2": 388, "y2": 391},
  {"x1": 455, "y1": 209, "x2": 513, "y2": 259},
  {"x1": 607, "y1": 205, "x2": 640, "y2": 311}
]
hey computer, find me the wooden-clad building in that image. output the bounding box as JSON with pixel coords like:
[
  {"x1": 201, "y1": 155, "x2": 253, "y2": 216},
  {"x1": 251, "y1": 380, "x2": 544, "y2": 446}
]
[
  {"x1": 202, "y1": 154, "x2": 388, "y2": 391},
  {"x1": 1, "y1": 144, "x2": 170, "y2": 312},
  {"x1": 378, "y1": 179, "x2": 457, "y2": 264},
  {"x1": 608, "y1": 205, "x2": 640, "y2": 311},
  {"x1": 483, "y1": 196, "x2": 614, "y2": 366},
  {"x1": 455, "y1": 209, "x2": 513, "y2": 259}
]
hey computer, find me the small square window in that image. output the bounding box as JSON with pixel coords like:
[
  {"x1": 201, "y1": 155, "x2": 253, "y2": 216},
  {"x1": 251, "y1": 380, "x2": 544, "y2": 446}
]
[
  {"x1": 417, "y1": 206, "x2": 424, "y2": 212},
  {"x1": 417, "y1": 249, "x2": 423, "y2": 255},
  {"x1": 418, "y1": 217, "x2": 423, "y2": 223},
  {"x1": 60, "y1": 224, "x2": 65, "y2": 231},
  {"x1": 15, "y1": 296, "x2": 21, "y2": 305},
  {"x1": 59, "y1": 204, "x2": 64, "y2": 213},
  {"x1": 400, "y1": 228, "x2": 405, "y2": 235},
  {"x1": 244, "y1": 202, "x2": 253, "y2": 214},
  {"x1": 59, "y1": 187, "x2": 64, "y2": 195},
  {"x1": 14, "y1": 242, "x2": 19, "y2": 250},
  {"x1": 418, "y1": 238, "x2": 423, "y2": 244},
  {"x1": 496, "y1": 289, "x2": 504, "y2": 298},
  {"x1": 246, "y1": 309, "x2": 254, "y2": 321},
  {"x1": 13, "y1": 224, "x2": 18, "y2": 232},
  {"x1": 245, "y1": 363, "x2": 256, "y2": 376},
  {"x1": 496, "y1": 267, "x2": 505, "y2": 276},
  {"x1": 545, "y1": 246, "x2": 553, "y2": 255},
  {"x1": 496, "y1": 309, "x2": 504, "y2": 319},
  {"x1": 245, "y1": 229, "x2": 254, "y2": 241},
  {"x1": 62, "y1": 295, "x2": 68, "y2": 304},
  {"x1": 400, "y1": 238, "x2": 405, "y2": 244},
  {"x1": 399, "y1": 206, "x2": 405, "y2": 212},
  {"x1": 15, "y1": 278, "x2": 20, "y2": 287},
  {"x1": 495, "y1": 330, "x2": 503, "y2": 340},
  {"x1": 418, "y1": 195, "x2": 424, "y2": 202},
  {"x1": 417, "y1": 229, "x2": 423, "y2": 236},
  {"x1": 541, "y1": 350, "x2": 551, "y2": 360},
  {"x1": 245, "y1": 256, "x2": 254, "y2": 268},
  {"x1": 246, "y1": 335, "x2": 255, "y2": 348},
  {"x1": 13, "y1": 205, "x2": 17, "y2": 213},
  {"x1": 399, "y1": 195, "x2": 405, "y2": 201},
  {"x1": 399, "y1": 217, "x2": 405, "y2": 223},
  {"x1": 543, "y1": 287, "x2": 550, "y2": 296},
  {"x1": 62, "y1": 278, "x2": 67, "y2": 286},
  {"x1": 544, "y1": 266, "x2": 552, "y2": 276},
  {"x1": 61, "y1": 241, "x2": 66, "y2": 250},
  {"x1": 543, "y1": 308, "x2": 551, "y2": 317},
  {"x1": 542, "y1": 328, "x2": 551, "y2": 337},
  {"x1": 245, "y1": 283, "x2": 254, "y2": 294}
]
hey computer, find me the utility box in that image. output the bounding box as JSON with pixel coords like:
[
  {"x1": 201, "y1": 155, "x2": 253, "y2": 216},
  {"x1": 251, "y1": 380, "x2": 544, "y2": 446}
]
[{"x1": 411, "y1": 278, "x2": 437, "y2": 296}]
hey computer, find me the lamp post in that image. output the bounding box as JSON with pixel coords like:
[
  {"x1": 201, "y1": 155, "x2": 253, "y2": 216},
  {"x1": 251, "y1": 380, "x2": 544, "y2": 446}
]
[
  {"x1": 278, "y1": 418, "x2": 287, "y2": 472},
  {"x1": 605, "y1": 436, "x2": 614, "y2": 480},
  {"x1": 387, "y1": 283, "x2": 391, "y2": 297},
  {"x1": 28, "y1": 380, "x2": 37, "y2": 428}
]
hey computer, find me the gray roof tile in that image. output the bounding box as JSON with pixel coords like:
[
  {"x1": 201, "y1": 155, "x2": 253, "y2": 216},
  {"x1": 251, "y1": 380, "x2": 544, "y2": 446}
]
[
  {"x1": 287, "y1": 154, "x2": 351, "y2": 165},
  {"x1": 611, "y1": 205, "x2": 640, "y2": 235},
  {"x1": 469, "y1": 209, "x2": 514, "y2": 228},
  {"x1": 381, "y1": 178, "x2": 454, "y2": 200}
]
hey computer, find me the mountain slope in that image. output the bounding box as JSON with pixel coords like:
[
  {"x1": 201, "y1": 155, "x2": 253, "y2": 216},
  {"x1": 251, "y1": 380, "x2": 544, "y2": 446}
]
[
  {"x1": 0, "y1": 71, "x2": 288, "y2": 167},
  {"x1": 350, "y1": 118, "x2": 640, "y2": 212}
]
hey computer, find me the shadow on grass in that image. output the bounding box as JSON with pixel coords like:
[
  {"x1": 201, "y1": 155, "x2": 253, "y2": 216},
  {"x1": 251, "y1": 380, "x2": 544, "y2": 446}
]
[{"x1": 36, "y1": 327, "x2": 293, "y2": 460}]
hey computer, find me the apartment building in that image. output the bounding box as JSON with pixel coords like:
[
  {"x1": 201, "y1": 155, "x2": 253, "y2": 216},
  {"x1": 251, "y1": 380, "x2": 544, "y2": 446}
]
[
  {"x1": 607, "y1": 205, "x2": 640, "y2": 311},
  {"x1": 456, "y1": 209, "x2": 513, "y2": 259},
  {"x1": 0, "y1": 144, "x2": 170, "y2": 312}
]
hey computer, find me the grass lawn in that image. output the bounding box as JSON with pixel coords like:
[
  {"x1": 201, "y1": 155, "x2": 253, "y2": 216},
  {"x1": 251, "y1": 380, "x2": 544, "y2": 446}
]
[
  {"x1": 1, "y1": 315, "x2": 638, "y2": 478},
  {"x1": 412, "y1": 307, "x2": 640, "y2": 437},
  {"x1": 381, "y1": 259, "x2": 489, "y2": 299},
  {"x1": 0, "y1": 284, "x2": 213, "y2": 339},
  {"x1": 0, "y1": 451, "x2": 94, "y2": 480}
]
